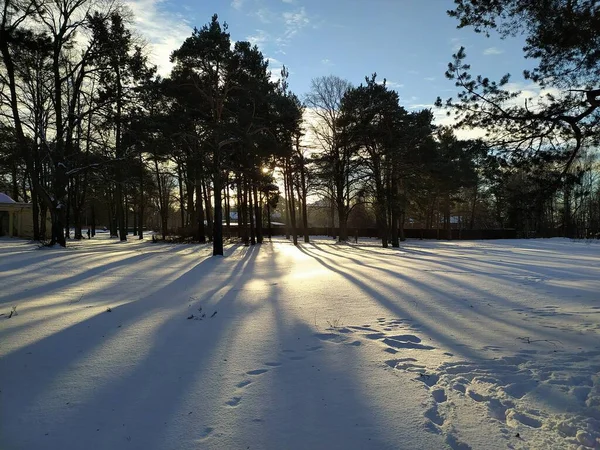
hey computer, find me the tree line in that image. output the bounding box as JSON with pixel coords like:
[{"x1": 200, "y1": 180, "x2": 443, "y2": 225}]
[{"x1": 1, "y1": 0, "x2": 599, "y2": 255}]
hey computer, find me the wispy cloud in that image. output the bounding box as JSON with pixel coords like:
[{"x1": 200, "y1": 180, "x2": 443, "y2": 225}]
[
  {"x1": 125, "y1": 0, "x2": 192, "y2": 76},
  {"x1": 377, "y1": 79, "x2": 404, "y2": 89},
  {"x1": 424, "y1": 76, "x2": 436, "y2": 82},
  {"x1": 271, "y1": 6, "x2": 311, "y2": 51},
  {"x1": 282, "y1": 7, "x2": 310, "y2": 34},
  {"x1": 449, "y1": 37, "x2": 463, "y2": 51},
  {"x1": 321, "y1": 58, "x2": 333, "y2": 66},
  {"x1": 387, "y1": 81, "x2": 404, "y2": 89},
  {"x1": 483, "y1": 47, "x2": 504, "y2": 56},
  {"x1": 408, "y1": 103, "x2": 434, "y2": 110},
  {"x1": 231, "y1": 0, "x2": 244, "y2": 10},
  {"x1": 247, "y1": 29, "x2": 270, "y2": 47},
  {"x1": 254, "y1": 8, "x2": 276, "y2": 23}
]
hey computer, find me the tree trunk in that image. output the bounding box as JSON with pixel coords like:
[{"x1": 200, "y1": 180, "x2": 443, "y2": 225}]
[
  {"x1": 253, "y1": 184, "x2": 263, "y2": 244},
  {"x1": 203, "y1": 181, "x2": 213, "y2": 240},
  {"x1": 248, "y1": 180, "x2": 256, "y2": 245},
  {"x1": 138, "y1": 154, "x2": 144, "y2": 240},
  {"x1": 299, "y1": 161, "x2": 309, "y2": 243},
  {"x1": 225, "y1": 176, "x2": 231, "y2": 237},
  {"x1": 178, "y1": 164, "x2": 185, "y2": 228},
  {"x1": 212, "y1": 171, "x2": 223, "y2": 255},
  {"x1": 91, "y1": 203, "x2": 96, "y2": 237},
  {"x1": 267, "y1": 199, "x2": 272, "y2": 240},
  {"x1": 286, "y1": 159, "x2": 298, "y2": 246},
  {"x1": 195, "y1": 177, "x2": 205, "y2": 243}
]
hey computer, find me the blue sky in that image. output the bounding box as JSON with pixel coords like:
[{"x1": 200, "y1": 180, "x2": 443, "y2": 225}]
[{"x1": 127, "y1": 0, "x2": 534, "y2": 119}]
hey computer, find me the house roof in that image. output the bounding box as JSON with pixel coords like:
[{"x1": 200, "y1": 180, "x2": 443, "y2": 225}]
[{"x1": 0, "y1": 193, "x2": 16, "y2": 203}]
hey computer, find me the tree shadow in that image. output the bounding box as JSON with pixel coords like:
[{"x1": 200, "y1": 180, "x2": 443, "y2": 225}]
[{"x1": 0, "y1": 244, "x2": 259, "y2": 449}]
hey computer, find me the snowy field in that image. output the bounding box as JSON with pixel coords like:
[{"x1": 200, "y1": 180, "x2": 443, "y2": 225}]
[{"x1": 1, "y1": 236, "x2": 599, "y2": 450}]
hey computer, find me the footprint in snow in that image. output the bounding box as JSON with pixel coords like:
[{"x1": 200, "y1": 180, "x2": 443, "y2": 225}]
[
  {"x1": 506, "y1": 410, "x2": 542, "y2": 428},
  {"x1": 314, "y1": 332, "x2": 347, "y2": 343},
  {"x1": 264, "y1": 362, "x2": 282, "y2": 367},
  {"x1": 226, "y1": 397, "x2": 242, "y2": 407},
  {"x1": 247, "y1": 369, "x2": 268, "y2": 376},
  {"x1": 236, "y1": 380, "x2": 252, "y2": 388},
  {"x1": 197, "y1": 427, "x2": 214, "y2": 441},
  {"x1": 424, "y1": 404, "x2": 445, "y2": 426},
  {"x1": 417, "y1": 372, "x2": 440, "y2": 387},
  {"x1": 445, "y1": 433, "x2": 472, "y2": 450},
  {"x1": 382, "y1": 338, "x2": 435, "y2": 350},
  {"x1": 432, "y1": 388, "x2": 447, "y2": 403}
]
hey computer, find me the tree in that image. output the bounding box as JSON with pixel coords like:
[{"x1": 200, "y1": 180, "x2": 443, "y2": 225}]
[
  {"x1": 170, "y1": 15, "x2": 291, "y2": 254},
  {"x1": 305, "y1": 75, "x2": 360, "y2": 241},
  {"x1": 438, "y1": 0, "x2": 600, "y2": 182},
  {"x1": 339, "y1": 75, "x2": 408, "y2": 247}
]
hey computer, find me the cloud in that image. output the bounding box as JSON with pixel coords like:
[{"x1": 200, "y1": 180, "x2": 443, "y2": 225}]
[
  {"x1": 376, "y1": 80, "x2": 404, "y2": 89},
  {"x1": 279, "y1": 6, "x2": 310, "y2": 44},
  {"x1": 231, "y1": 0, "x2": 244, "y2": 10},
  {"x1": 254, "y1": 8, "x2": 276, "y2": 23},
  {"x1": 483, "y1": 47, "x2": 504, "y2": 56},
  {"x1": 269, "y1": 6, "x2": 311, "y2": 52},
  {"x1": 124, "y1": 0, "x2": 193, "y2": 76},
  {"x1": 283, "y1": 7, "x2": 309, "y2": 31},
  {"x1": 266, "y1": 57, "x2": 284, "y2": 83},
  {"x1": 386, "y1": 81, "x2": 404, "y2": 89},
  {"x1": 266, "y1": 56, "x2": 283, "y2": 67},
  {"x1": 321, "y1": 58, "x2": 333, "y2": 66},
  {"x1": 449, "y1": 37, "x2": 463, "y2": 51},
  {"x1": 408, "y1": 103, "x2": 434, "y2": 110},
  {"x1": 247, "y1": 29, "x2": 270, "y2": 47},
  {"x1": 424, "y1": 76, "x2": 436, "y2": 82}
]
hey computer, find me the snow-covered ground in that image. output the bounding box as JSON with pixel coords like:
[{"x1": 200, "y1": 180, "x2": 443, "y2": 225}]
[{"x1": 1, "y1": 236, "x2": 599, "y2": 450}]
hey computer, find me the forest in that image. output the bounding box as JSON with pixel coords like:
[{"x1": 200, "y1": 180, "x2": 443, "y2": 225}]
[{"x1": 1, "y1": 0, "x2": 599, "y2": 255}]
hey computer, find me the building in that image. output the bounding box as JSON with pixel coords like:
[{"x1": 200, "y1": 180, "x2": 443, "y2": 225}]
[{"x1": 0, "y1": 193, "x2": 37, "y2": 238}]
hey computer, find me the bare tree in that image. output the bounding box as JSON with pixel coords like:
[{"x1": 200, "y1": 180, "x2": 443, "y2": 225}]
[{"x1": 305, "y1": 75, "x2": 361, "y2": 241}]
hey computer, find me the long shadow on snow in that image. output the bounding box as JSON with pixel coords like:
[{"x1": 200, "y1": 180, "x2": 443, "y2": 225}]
[
  {"x1": 321, "y1": 242, "x2": 598, "y2": 348},
  {"x1": 298, "y1": 244, "x2": 568, "y2": 360},
  {"x1": 0, "y1": 251, "x2": 161, "y2": 306},
  {"x1": 319, "y1": 242, "x2": 600, "y2": 311},
  {"x1": 0, "y1": 244, "x2": 260, "y2": 449}
]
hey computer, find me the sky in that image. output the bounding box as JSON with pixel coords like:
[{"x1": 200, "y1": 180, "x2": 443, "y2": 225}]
[{"x1": 124, "y1": 0, "x2": 535, "y2": 125}]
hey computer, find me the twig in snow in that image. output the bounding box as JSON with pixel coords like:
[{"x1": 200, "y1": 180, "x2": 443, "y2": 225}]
[
  {"x1": 210, "y1": 311, "x2": 217, "y2": 318},
  {"x1": 517, "y1": 336, "x2": 562, "y2": 347},
  {"x1": 7, "y1": 306, "x2": 18, "y2": 318},
  {"x1": 70, "y1": 294, "x2": 83, "y2": 305},
  {"x1": 106, "y1": 307, "x2": 112, "y2": 313}
]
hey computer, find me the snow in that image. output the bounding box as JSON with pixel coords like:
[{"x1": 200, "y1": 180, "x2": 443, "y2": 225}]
[{"x1": 1, "y1": 236, "x2": 599, "y2": 450}]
